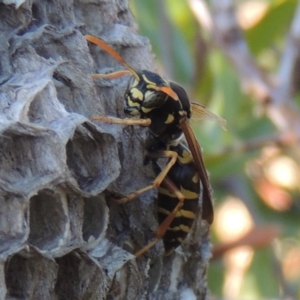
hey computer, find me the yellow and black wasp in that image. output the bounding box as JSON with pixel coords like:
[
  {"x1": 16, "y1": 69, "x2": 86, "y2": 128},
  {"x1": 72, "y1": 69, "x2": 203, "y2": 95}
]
[{"x1": 85, "y1": 35, "x2": 226, "y2": 257}]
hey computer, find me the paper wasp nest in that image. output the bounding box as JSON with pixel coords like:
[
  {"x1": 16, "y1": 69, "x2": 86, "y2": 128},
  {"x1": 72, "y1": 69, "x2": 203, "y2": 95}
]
[{"x1": 0, "y1": 0, "x2": 211, "y2": 299}]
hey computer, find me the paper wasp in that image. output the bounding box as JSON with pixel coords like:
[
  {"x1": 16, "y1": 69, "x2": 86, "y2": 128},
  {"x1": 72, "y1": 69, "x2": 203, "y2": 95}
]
[{"x1": 85, "y1": 35, "x2": 225, "y2": 257}]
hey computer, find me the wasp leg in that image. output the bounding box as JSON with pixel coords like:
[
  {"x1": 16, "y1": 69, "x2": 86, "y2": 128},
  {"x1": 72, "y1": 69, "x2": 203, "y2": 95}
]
[
  {"x1": 91, "y1": 70, "x2": 132, "y2": 80},
  {"x1": 112, "y1": 185, "x2": 154, "y2": 205},
  {"x1": 134, "y1": 176, "x2": 185, "y2": 258},
  {"x1": 148, "y1": 150, "x2": 178, "y2": 188},
  {"x1": 114, "y1": 150, "x2": 178, "y2": 204},
  {"x1": 92, "y1": 116, "x2": 151, "y2": 126}
]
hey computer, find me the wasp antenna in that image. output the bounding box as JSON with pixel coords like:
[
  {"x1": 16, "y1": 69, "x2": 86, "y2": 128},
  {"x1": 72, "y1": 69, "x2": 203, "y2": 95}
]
[
  {"x1": 91, "y1": 70, "x2": 132, "y2": 80},
  {"x1": 85, "y1": 35, "x2": 140, "y2": 81},
  {"x1": 148, "y1": 85, "x2": 179, "y2": 101}
]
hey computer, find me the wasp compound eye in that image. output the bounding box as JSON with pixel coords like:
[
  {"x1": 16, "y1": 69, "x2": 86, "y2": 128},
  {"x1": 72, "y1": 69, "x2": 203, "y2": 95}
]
[{"x1": 143, "y1": 89, "x2": 168, "y2": 109}]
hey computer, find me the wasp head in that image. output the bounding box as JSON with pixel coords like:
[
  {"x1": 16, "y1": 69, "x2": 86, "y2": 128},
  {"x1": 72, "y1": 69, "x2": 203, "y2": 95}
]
[{"x1": 124, "y1": 70, "x2": 177, "y2": 116}]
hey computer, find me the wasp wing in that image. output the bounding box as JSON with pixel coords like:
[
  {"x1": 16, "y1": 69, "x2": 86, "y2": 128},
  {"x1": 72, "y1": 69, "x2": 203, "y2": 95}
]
[
  {"x1": 191, "y1": 102, "x2": 227, "y2": 130},
  {"x1": 180, "y1": 120, "x2": 214, "y2": 224}
]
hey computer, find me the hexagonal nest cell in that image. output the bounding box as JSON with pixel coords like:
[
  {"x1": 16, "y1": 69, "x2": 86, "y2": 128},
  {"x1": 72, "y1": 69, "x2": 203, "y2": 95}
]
[
  {"x1": 5, "y1": 250, "x2": 58, "y2": 300},
  {"x1": 55, "y1": 251, "x2": 107, "y2": 299},
  {"x1": 0, "y1": 187, "x2": 29, "y2": 258},
  {"x1": 28, "y1": 189, "x2": 68, "y2": 252},
  {"x1": 27, "y1": 83, "x2": 67, "y2": 125},
  {"x1": 0, "y1": 125, "x2": 65, "y2": 193},
  {"x1": 82, "y1": 195, "x2": 108, "y2": 245},
  {"x1": 66, "y1": 122, "x2": 119, "y2": 194}
]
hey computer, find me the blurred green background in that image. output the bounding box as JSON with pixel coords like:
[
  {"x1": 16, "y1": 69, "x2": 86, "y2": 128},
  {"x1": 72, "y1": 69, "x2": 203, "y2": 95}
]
[{"x1": 130, "y1": 0, "x2": 300, "y2": 299}]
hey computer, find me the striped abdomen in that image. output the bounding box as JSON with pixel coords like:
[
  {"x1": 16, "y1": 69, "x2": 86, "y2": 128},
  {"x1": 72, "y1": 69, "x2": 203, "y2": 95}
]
[{"x1": 157, "y1": 143, "x2": 200, "y2": 255}]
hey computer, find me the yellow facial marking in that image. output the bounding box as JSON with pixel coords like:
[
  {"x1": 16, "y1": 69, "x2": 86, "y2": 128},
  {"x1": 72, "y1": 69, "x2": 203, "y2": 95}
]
[
  {"x1": 127, "y1": 97, "x2": 140, "y2": 108},
  {"x1": 131, "y1": 88, "x2": 143, "y2": 100},
  {"x1": 165, "y1": 114, "x2": 175, "y2": 124}
]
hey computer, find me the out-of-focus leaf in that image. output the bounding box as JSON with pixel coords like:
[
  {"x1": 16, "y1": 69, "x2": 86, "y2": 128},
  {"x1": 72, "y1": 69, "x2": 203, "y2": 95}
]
[
  {"x1": 236, "y1": 115, "x2": 275, "y2": 140},
  {"x1": 208, "y1": 50, "x2": 243, "y2": 130},
  {"x1": 130, "y1": 1, "x2": 160, "y2": 54},
  {"x1": 242, "y1": 248, "x2": 280, "y2": 298},
  {"x1": 193, "y1": 58, "x2": 214, "y2": 103},
  {"x1": 208, "y1": 260, "x2": 225, "y2": 296},
  {"x1": 170, "y1": 28, "x2": 194, "y2": 84},
  {"x1": 166, "y1": 0, "x2": 196, "y2": 36},
  {"x1": 245, "y1": 0, "x2": 297, "y2": 55},
  {"x1": 206, "y1": 152, "x2": 257, "y2": 181},
  {"x1": 131, "y1": 0, "x2": 195, "y2": 84}
]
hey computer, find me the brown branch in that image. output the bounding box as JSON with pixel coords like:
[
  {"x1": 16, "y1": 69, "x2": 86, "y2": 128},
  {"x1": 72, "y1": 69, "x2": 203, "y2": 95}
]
[
  {"x1": 215, "y1": 134, "x2": 297, "y2": 156},
  {"x1": 278, "y1": 1, "x2": 300, "y2": 102},
  {"x1": 212, "y1": 225, "x2": 281, "y2": 259}
]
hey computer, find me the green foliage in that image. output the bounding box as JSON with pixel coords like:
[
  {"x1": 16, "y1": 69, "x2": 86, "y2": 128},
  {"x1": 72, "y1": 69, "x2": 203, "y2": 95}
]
[
  {"x1": 131, "y1": 0, "x2": 300, "y2": 298},
  {"x1": 245, "y1": 249, "x2": 280, "y2": 297},
  {"x1": 246, "y1": 0, "x2": 297, "y2": 55}
]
